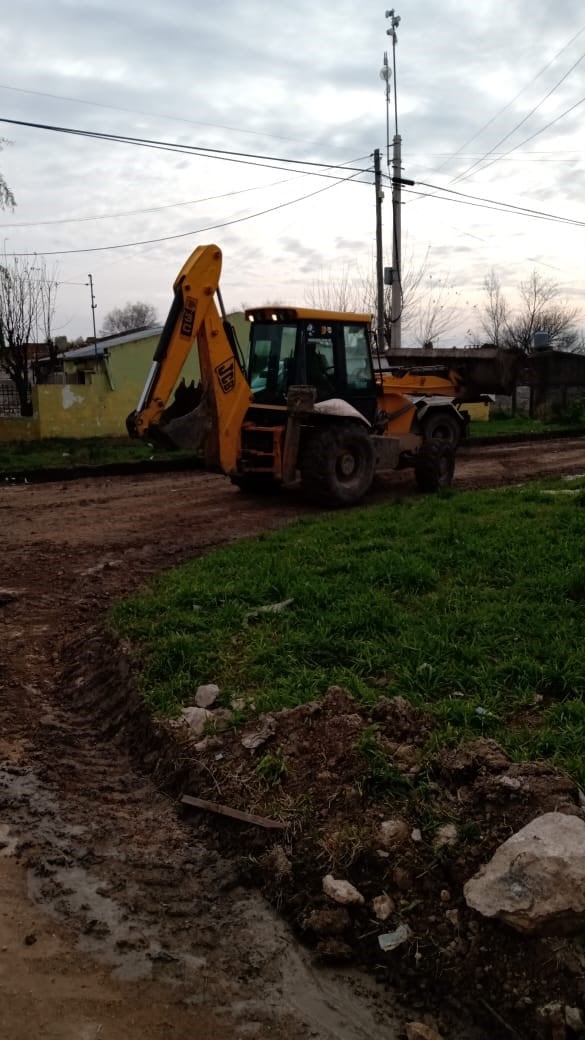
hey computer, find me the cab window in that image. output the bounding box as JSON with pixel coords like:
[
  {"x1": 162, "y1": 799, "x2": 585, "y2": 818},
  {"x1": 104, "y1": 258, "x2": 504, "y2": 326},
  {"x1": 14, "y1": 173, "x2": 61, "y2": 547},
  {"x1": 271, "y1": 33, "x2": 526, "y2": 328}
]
[
  {"x1": 305, "y1": 323, "x2": 335, "y2": 399},
  {"x1": 344, "y1": 324, "x2": 374, "y2": 392},
  {"x1": 249, "y1": 324, "x2": 297, "y2": 399}
]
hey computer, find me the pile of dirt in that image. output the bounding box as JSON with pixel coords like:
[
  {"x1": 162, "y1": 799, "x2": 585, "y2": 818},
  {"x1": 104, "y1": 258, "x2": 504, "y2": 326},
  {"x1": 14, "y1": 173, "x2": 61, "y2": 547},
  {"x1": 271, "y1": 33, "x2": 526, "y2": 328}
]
[{"x1": 64, "y1": 638, "x2": 585, "y2": 1039}]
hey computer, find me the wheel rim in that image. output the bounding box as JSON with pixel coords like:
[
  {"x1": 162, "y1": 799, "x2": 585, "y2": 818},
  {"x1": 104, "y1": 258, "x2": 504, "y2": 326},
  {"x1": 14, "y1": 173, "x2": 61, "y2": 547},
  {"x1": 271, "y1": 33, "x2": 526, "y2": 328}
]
[{"x1": 337, "y1": 451, "x2": 358, "y2": 479}]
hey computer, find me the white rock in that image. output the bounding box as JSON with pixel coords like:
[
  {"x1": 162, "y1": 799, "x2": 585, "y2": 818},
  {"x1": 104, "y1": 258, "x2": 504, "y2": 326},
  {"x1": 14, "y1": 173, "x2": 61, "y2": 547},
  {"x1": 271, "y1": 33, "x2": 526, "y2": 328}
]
[
  {"x1": 464, "y1": 812, "x2": 585, "y2": 935},
  {"x1": 378, "y1": 818, "x2": 410, "y2": 850},
  {"x1": 405, "y1": 1024, "x2": 444, "y2": 1040},
  {"x1": 434, "y1": 823, "x2": 458, "y2": 849},
  {"x1": 565, "y1": 1006, "x2": 585, "y2": 1033},
  {"x1": 411, "y1": 828, "x2": 423, "y2": 843},
  {"x1": 322, "y1": 874, "x2": 365, "y2": 906},
  {"x1": 378, "y1": 923, "x2": 411, "y2": 952},
  {"x1": 180, "y1": 705, "x2": 213, "y2": 737},
  {"x1": 195, "y1": 683, "x2": 220, "y2": 709},
  {"x1": 372, "y1": 894, "x2": 395, "y2": 921},
  {"x1": 241, "y1": 715, "x2": 277, "y2": 751}
]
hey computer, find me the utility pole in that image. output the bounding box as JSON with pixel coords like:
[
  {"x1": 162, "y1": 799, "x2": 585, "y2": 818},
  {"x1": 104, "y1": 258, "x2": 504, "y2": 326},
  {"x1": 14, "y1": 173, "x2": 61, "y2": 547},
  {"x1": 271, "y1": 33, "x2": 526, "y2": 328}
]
[
  {"x1": 374, "y1": 148, "x2": 385, "y2": 354},
  {"x1": 386, "y1": 8, "x2": 402, "y2": 352},
  {"x1": 87, "y1": 273, "x2": 98, "y2": 356}
]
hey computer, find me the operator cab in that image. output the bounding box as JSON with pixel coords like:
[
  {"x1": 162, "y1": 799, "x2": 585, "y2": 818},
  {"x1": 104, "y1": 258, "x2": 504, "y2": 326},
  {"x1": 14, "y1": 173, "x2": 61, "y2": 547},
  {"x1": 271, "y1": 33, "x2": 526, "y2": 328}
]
[{"x1": 245, "y1": 307, "x2": 377, "y2": 423}]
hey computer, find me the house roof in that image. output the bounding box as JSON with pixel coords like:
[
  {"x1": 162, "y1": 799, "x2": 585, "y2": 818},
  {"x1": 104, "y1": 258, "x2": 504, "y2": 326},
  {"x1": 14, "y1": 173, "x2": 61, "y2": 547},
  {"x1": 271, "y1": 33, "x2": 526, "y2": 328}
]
[{"x1": 63, "y1": 325, "x2": 163, "y2": 360}]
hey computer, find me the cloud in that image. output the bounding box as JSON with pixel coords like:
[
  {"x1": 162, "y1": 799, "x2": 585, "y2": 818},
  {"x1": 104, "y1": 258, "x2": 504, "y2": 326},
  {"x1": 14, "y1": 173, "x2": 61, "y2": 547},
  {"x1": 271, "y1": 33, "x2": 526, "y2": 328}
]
[{"x1": 0, "y1": 0, "x2": 582, "y2": 344}]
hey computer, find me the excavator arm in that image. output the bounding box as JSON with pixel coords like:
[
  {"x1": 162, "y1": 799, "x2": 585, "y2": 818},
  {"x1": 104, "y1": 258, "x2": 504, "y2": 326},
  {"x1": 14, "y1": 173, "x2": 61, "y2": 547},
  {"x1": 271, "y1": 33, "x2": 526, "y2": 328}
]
[{"x1": 128, "y1": 245, "x2": 252, "y2": 474}]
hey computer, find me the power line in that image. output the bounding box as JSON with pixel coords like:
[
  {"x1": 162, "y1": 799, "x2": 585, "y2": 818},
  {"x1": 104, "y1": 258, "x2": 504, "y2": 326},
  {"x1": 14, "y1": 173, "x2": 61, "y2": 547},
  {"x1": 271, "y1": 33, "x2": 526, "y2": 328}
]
[
  {"x1": 0, "y1": 176, "x2": 303, "y2": 228},
  {"x1": 0, "y1": 117, "x2": 369, "y2": 174},
  {"x1": 0, "y1": 82, "x2": 307, "y2": 145},
  {"x1": 415, "y1": 179, "x2": 583, "y2": 226},
  {"x1": 455, "y1": 94, "x2": 585, "y2": 181},
  {"x1": 392, "y1": 181, "x2": 585, "y2": 227},
  {"x1": 452, "y1": 48, "x2": 585, "y2": 184},
  {"x1": 4, "y1": 168, "x2": 370, "y2": 257},
  {"x1": 431, "y1": 25, "x2": 585, "y2": 175}
]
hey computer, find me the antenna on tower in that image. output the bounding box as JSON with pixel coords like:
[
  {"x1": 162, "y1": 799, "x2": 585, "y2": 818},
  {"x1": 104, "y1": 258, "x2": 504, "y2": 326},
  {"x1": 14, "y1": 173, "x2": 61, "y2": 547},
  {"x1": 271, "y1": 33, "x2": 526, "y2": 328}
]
[
  {"x1": 385, "y1": 8, "x2": 402, "y2": 351},
  {"x1": 379, "y1": 51, "x2": 391, "y2": 170}
]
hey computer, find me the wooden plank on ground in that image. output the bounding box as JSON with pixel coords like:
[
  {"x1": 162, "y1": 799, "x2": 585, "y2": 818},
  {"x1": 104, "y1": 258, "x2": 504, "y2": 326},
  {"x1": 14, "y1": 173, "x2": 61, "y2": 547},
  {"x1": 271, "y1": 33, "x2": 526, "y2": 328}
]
[{"x1": 181, "y1": 794, "x2": 285, "y2": 830}]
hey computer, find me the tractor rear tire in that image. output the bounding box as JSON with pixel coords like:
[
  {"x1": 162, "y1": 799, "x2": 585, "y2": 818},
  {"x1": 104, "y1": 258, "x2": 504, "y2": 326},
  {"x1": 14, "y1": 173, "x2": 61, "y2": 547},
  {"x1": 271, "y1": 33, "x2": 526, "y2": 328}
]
[
  {"x1": 421, "y1": 409, "x2": 462, "y2": 447},
  {"x1": 415, "y1": 440, "x2": 455, "y2": 492},
  {"x1": 300, "y1": 422, "x2": 375, "y2": 507}
]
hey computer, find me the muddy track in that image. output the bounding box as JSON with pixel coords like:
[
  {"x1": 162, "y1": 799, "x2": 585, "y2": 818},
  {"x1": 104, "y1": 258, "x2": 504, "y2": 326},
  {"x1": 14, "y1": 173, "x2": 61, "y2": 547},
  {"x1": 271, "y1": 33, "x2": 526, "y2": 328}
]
[{"x1": 0, "y1": 439, "x2": 583, "y2": 1039}]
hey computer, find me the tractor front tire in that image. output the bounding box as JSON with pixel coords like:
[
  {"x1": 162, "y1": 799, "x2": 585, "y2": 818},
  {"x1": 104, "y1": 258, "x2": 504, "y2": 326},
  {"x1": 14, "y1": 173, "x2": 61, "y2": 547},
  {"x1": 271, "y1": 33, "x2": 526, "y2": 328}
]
[
  {"x1": 300, "y1": 422, "x2": 375, "y2": 507},
  {"x1": 421, "y1": 409, "x2": 462, "y2": 447},
  {"x1": 414, "y1": 440, "x2": 455, "y2": 492}
]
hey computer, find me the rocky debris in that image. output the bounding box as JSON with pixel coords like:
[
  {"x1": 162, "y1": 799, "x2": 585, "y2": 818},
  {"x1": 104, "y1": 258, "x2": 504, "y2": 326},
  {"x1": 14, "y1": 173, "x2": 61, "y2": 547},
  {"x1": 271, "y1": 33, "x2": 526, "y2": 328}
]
[
  {"x1": 565, "y1": 1006, "x2": 585, "y2": 1034},
  {"x1": 211, "y1": 708, "x2": 234, "y2": 732},
  {"x1": 303, "y1": 907, "x2": 351, "y2": 936},
  {"x1": 377, "y1": 923, "x2": 411, "y2": 952},
  {"x1": 464, "y1": 811, "x2": 585, "y2": 935},
  {"x1": 260, "y1": 844, "x2": 292, "y2": 880},
  {"x1": 372, "y1": 894, "x2": 395, "y2": 921},
  {"x1": 434, "y1": 823, "x2": 458, "y2": 849},
  {"x1": 411, "y1": 828, "x2": 422, "y2": 843},
  {"x1": 82, "y1": 558, "x2": 122, "y2": 577},
  {"x1": 245, "y1": 598, "x2": 294, "y2": 621},
  {"x1": 241, "y1": 715, "x2": 276, "y2": 751},
  {"x1": 179, "y1": 705, "x2": 213, "y2": 737},
  {"x1": 378, "y1": 818, "x2": 410, "y2": 850},
  {"x1": 537, "y1": 1002, "x2": 566, "y2": 1040},
  {"x1": 194, "y1": 683, "x2": 220, "y2": 709},
  {"x1": 405, "y1": 1024, "x2": 444, "y2": 1040},
  {"x1": 313, "y1": 938, "x2": 353, "y2": 962},
  {"x1": 322, "y1": 874, "x2": 364, "y2": 906},
  {"x1": 437, "y1": 738, "x2": 510, "y2": 781},
  {"x1": 445, "y1": 909, "x2": 459, "y2": 928}
]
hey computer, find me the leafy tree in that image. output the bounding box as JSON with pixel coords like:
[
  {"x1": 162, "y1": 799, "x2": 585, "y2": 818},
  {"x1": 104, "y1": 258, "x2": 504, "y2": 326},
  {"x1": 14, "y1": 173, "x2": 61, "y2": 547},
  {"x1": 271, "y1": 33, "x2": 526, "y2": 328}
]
[{"x1": 101, "y1": 301, "x2": 158, "y2": 336}]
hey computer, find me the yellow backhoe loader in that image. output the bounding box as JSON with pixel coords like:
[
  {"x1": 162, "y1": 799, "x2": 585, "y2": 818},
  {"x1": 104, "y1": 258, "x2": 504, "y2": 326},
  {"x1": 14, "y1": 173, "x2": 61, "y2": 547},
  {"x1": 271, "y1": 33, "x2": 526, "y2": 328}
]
[{"x1": 128, "y1": 244, "x2": 478, "y2": 506}]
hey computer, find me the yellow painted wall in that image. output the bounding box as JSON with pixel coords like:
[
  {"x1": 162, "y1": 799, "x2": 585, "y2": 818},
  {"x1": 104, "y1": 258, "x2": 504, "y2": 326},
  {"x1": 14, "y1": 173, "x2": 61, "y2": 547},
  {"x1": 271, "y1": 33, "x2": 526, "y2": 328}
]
[
  {"x1": 0, "y1": 314, "x2": 248, "y2": 442},
  {"x1": 463, "y1": 401, "x2": 491, "y2": 422},
  {"x1": 0, "y1": 415, "x2": 40, "y2": 442}
]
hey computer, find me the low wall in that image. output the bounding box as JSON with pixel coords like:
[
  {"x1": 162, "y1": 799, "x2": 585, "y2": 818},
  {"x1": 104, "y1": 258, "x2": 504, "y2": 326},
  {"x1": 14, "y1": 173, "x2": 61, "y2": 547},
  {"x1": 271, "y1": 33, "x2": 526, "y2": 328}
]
[
  {"x1": 0, "y1": 379, "x2": 136, "y2": 442},
  {"x1": 0, "y1": 415, "x2": 40, "y2": 441},
  {"x1": 35, "y1": 382, "x2": 133, "y2": 438}
]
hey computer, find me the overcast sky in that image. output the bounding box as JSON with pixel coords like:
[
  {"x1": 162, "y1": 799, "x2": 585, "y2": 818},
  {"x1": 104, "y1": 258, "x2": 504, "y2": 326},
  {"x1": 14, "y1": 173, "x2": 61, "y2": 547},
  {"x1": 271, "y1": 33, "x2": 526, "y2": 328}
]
[{"x1": 0, "y1": 0, "x2": 583, "y2": 345}]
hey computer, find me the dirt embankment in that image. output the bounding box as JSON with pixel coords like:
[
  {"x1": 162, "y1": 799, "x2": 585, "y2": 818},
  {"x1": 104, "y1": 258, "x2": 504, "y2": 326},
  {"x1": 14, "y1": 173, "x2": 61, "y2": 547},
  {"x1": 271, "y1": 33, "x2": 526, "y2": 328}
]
[{"x1": 1, "y1": 454, "x2": 584, "y2": 1040}]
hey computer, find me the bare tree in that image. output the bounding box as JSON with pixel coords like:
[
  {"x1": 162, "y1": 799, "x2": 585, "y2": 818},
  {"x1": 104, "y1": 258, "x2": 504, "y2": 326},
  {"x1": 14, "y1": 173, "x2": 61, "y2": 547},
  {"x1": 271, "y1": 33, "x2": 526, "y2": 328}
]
[
  {"x1": 479, "y1": 269, "x2": 509, "y2": 347},
  {"x1": 305, "y1": 246, "x2": 452, "y2": 350},
  {"x1": 306, "y1": 265, "x2": 366, "y2": 313},
  {"x1": 475, "y1": 269, "x2": 580, "y2": 352},
  {"x1": 101, "y1": 301, "x2": 158, "y2": 336},
  {"x1": 411, "y1": 274, "x2": 458, "y2": 347},
  {"x1": 0, "y1": 139, "x2": 15, "y2": 211},
  {"x1": 0, "y1": 256, "x2": 57, "y2": 415}
]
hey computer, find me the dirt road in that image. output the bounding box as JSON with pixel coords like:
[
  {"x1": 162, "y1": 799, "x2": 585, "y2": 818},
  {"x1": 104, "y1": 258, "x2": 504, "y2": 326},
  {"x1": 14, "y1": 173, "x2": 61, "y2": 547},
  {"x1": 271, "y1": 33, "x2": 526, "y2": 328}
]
[{"x1": 1, "y1": 437, "x2": 583, "y2": 1040}]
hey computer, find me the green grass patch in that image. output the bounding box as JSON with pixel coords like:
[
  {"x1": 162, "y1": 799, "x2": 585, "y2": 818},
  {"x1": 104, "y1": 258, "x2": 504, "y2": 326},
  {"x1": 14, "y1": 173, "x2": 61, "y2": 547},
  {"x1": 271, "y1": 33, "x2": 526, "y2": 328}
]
[
  {"x1": 469, "y1": 414, "x2": 585, "y2": 439},
  {"x1": 111, "y1": 475, "x2": 585, "y2": 783},
  {"x1": 0, "y1": 436, "x2": 185, "y2": 474}
]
